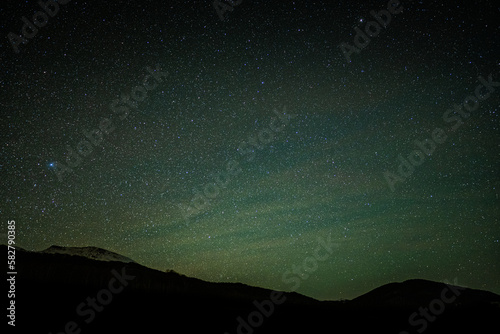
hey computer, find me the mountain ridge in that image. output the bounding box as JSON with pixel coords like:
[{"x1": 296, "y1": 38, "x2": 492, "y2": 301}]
[
  {"x1": 6, "y1": 244, "x2": 500, "y2": 302},
  {"x1": 6, "y1": 244, "x2": 500, "y2": 333}
]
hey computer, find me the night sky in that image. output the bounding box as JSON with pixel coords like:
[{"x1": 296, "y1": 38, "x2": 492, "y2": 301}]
[{"x1": 1, "y1": 0, "x2": 499, "y2": 300}]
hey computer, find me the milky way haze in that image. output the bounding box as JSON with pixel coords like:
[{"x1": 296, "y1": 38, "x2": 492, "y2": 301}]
[{"x1": 1, "y1": 0, "x2": 499, "y2": 300}]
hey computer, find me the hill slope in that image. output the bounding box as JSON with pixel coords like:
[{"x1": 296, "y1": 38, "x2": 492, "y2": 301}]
[{"x1": 7, "y1": 245, "x2": 500, "y2": 334}]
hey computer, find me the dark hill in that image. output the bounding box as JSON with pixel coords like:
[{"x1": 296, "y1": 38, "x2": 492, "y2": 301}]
[
  {"x1": 6, "y1": 245, "x2": 499, "y2": 334},
  {"x1": 351, "y1": 278, "x2": 500, "y2": 308}
]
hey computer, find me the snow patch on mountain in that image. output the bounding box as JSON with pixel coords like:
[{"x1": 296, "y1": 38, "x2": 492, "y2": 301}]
[{"x1": 42, "y1": 245, "x2": 135, "y2": 263}]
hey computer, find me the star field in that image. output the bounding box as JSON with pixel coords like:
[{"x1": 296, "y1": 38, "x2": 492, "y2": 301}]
[{"x1": 1, "y1": 0, "x2": 499, "y2": 300}]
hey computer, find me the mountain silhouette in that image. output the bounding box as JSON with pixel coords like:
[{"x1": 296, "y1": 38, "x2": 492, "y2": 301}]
[
  {"x1": 6, "y1": 245, "x2": 499, "y2": 334},
  {"x1": 351, "y1": 278, "x2": 500, "y2": 308}
]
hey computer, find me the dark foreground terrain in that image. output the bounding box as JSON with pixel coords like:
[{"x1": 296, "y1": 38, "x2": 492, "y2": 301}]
[{"x1": 5, "y1": 245, "x2": 500, "y2": 333}]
